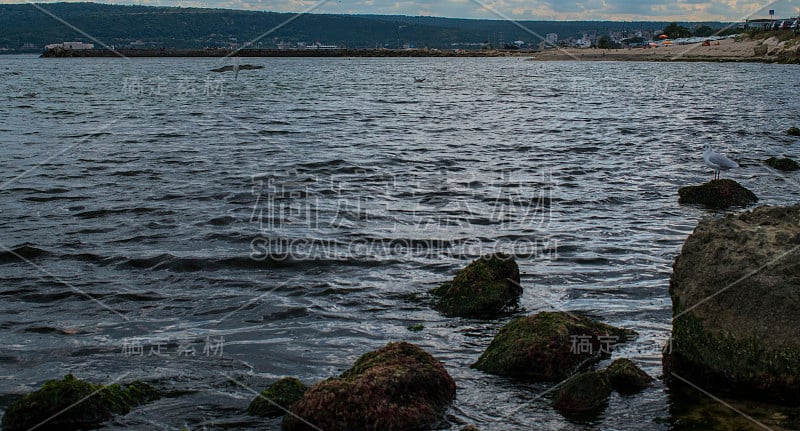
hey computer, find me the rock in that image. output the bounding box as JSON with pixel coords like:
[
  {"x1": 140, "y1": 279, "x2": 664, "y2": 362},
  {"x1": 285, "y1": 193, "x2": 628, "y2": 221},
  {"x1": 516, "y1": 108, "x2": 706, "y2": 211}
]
[
  {"x1": 666, "y1": 383, "x2": 799, "y2": 430},
  {"x1": 754, "y1": 44, "x2": 768, "y2": 56},
  {"x1": 460, "y1": 426, "x2": 481, "y2": 431},
  {"x1": 246, "y1": 377, "x2": 307, "y2": 418},
  {"x1": 0, "y1": 374, "x2": 158, "y2": 431},
  {"x1": 677, "y1": 179, "x2": 757, "y2": 208},
  {"x1": 407, "y1": 323, "x2": 425, "y2": 332},
  {"x1": 431, "y1": 253, "x2": 522, "y2": 318},
  {"x1": 210, "y1": 64, "x2": 265, "y2": 72},
  {"x1": 472, "y1": 311, "x2": 635, "y2": 381},
  {"x1": 788, "y1": 127, "x2": 800, "y2": 136},
  {"x1": 665, "y1": 205, "x2": 800, "y2": 403},
  {"x1": 605, "y1": 358, "x2": 653, "y2": 394},
  {"x1": 766, "y1": 157, "x2": 800, "y2": 171},
  {"x1": 551, "y1": 371, "x2": 612, "y2": 413},
  {"x1": 283, "y1": 342, "x2": 456, "y2": 431}
]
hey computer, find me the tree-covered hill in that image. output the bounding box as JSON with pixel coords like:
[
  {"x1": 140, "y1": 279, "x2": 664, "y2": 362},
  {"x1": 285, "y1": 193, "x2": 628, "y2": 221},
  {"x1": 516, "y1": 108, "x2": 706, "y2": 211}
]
[{"x1": 0, "y1": 2, "x2": 734, "y2": 52}]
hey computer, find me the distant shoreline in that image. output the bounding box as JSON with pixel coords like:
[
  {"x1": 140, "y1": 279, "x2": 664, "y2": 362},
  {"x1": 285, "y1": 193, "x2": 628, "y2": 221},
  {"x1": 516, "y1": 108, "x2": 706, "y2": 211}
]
[
  {"x1": 40, "y1": 48, "x2": 533, "y2": 58},
  {"x1": 38, "y1": 38, "x2": 799, "y2": 63}
]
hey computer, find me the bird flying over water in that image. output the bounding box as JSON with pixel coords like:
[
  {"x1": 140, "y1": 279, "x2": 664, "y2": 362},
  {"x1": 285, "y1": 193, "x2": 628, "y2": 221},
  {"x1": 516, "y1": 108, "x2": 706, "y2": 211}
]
[{"x1": 703, "y1": 145, "x2": 739, "y2": 180}]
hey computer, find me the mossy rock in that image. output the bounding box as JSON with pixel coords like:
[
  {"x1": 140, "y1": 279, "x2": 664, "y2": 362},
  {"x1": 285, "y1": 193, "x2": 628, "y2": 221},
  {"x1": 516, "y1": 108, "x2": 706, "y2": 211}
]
[
  {"x1": 472, "y1": 311, "x2": 635, "y2": 382},
  {"x1": 766, "y1": 157, "x2": 800, "y2": 171},
  {"x1": 666, "y1": 205, "x2": 800, "y2": 403},
  {"x1": 678, "y1": 179, "x2": 757, "y2": 209},
  {"x1": 283, "y1": 342, "x2": 456, "y2": 431},
  {"x1": 407, "y1": 323, "x2": 425, "y2": 332},
  {"x1": 605, "y1": 358, "x2": 653, "y2": 394},
  {"x1": 552, "y1": 371, "x2": 611, "y2": 413},
  {"x1": 1, "y1": 374, "x2": 158, "y2": 431},
  {"x1": 460, "y1": 426, "x2": 481, "y2": 431},
  {"x1": 666, "y1": 382, "x2": 800, "y2": 430},
  {"x1": 431, "y1": 253, "x2": 522, "y2": 318},
  {"x1": 246, "y1": 377, "x2": 307, "y2": 418},
  {"x1": 788, "y1": 127, "x2": 800, "y2": 136}
]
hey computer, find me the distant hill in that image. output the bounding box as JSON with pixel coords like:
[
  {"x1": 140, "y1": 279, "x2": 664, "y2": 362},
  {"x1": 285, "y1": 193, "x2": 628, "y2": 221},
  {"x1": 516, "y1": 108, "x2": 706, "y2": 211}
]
[{"x1": 0, "y1": 2, "x2": 734, "y2": 52}]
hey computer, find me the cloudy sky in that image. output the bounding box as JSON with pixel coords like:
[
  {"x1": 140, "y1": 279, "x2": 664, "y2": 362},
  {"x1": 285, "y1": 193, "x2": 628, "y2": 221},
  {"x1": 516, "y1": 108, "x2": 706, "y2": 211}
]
[{"x1": 5, "y1": 0, "x2": 800, "y2": 21}]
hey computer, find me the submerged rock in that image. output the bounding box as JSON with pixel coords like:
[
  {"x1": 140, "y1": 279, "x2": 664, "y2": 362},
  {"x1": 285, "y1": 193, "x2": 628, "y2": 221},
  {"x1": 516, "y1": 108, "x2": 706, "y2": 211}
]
[
  {"x1": 788, "y1": 127, "x2": 800, "y2": 136},
  {"x1": 665, "y1": 205, "x2": 800, "y2": 403},
  {"x1": 677, "y1": 179, "x2": 757, "y2": 208},
  {"x1": 605, "y1": 358, "x2": 653, "y2": 394},
  {"x1": 552, "y1": 371, "x2": 612, "y2": 413},
  {"x1": 431, "y1": 253, "x2": 522, "y2": 318},
  {"x1": 210, "y1": 64, "x2": 264, "y2": 72},
  {"x1": 472, "y1": 311, "x2": 635, "y2": 381},
  {"x1": 1, "y1": 374, "x2": 158, "y2": 431},
  {"x1": 247, "y1": 377, "x2": 308, "y2": 418},
  {"x1": 766, "y1": 157, "x2": 800, "y2": 171},
  {"x1": 283, "y1": 342, "x2": 456, "y2": 431}
]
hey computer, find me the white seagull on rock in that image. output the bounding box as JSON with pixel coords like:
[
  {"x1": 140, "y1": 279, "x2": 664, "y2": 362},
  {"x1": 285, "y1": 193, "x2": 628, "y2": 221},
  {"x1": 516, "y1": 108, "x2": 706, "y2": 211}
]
[{"x1": 703, "y1": 144, "x2": 739, "y2": 180}]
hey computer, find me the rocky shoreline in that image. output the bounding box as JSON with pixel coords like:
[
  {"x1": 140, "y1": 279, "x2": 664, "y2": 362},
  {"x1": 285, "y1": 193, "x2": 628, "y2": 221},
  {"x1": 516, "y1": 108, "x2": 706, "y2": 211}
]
[{"x1": 5, "y1": 205, "x2": 800, "y2": 430}]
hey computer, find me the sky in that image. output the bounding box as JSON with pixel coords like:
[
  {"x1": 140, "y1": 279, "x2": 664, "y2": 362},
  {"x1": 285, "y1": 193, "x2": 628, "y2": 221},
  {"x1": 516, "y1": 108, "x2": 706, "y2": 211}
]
[{"x1": 3, "y1": 0, "x2": 799, "y2": 21}]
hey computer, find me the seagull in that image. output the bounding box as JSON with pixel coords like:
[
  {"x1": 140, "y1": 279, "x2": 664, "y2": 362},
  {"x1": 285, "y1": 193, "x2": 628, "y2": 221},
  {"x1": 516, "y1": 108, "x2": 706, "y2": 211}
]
[
  {"x1": 703, "y1": 144, "x2": 739, "y2": 180},
  {"x1": 414, "y1": 77, "x2": 426, "y2": 83}
]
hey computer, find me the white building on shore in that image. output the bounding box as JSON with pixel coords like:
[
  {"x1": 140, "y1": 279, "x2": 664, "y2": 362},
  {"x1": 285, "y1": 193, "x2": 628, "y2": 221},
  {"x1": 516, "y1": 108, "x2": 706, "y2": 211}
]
[{"x1": 45, "y1": 42, "x2": 94, "y2": 50}]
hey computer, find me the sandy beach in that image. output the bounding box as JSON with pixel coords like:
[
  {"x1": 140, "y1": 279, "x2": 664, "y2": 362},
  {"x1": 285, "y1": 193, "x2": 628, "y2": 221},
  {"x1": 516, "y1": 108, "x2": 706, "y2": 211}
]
[{"x1": 528, "y1": 36, "x2": 798, "y2": 62}]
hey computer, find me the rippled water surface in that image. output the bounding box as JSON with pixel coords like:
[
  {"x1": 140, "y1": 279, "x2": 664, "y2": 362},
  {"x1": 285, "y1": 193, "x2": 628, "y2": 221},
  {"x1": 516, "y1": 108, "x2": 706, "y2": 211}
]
[{"x1": 1, "y1": 55, "x2": 800, "y2": 430}]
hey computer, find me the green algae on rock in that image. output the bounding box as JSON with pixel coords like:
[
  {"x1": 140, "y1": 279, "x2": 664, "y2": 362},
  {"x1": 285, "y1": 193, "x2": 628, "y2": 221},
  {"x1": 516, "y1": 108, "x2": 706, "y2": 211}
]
[
  {"x1": 472, "y1": 311, "x2": 635, "y2": 381},
  {"x1": 551, "y1": 371, "x2": 612, "y2": 413},
  {"x1": 665, "y1": 205, "x2": 800, "y2": 403},
  {"x1": 431, "y1": 253, "x2": 522, "y2": 318},
  {"x1": 247, "y1": 377, "x2": 308, "y2": 418},
  {"x1": 678, "y1": 179, "x2": 757, "y2": 209},
  {"x1": 0, "y1": 374, "x2": 158, "y2": 431},
  {"x1": 766, "y1": 156, "x2": 800, "y2": 171},
  {"x1": 605, "y1": 358, "x2": 653, "y2": 394},
  {"x1": 407, "y1": 323, "x2": 425, "y2": 332},
  {"x1": 283, "y1": 342, "x2": 456, "y2": 431}
]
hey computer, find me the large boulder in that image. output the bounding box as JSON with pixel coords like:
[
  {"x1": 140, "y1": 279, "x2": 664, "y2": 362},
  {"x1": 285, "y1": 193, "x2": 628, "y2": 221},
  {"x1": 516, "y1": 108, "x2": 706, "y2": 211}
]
[
  {"x1": 551, "y1": 371, "x2": 612, "y2": 413},
  {"x1": 678, "y1": 179, "x2": 757, "y2": 208},
  {"x1": 665, "y1": 205, "x2": 800, "y2": 403},
  {"x1": 788, "y1": 127, "x2": 800, "y2": 136},
  {"x1": 1, "y1": 374, "x2": 158, "y2": 431},
  {"x1": 283, "y1": 342, "x2": 456, "y2": 431},
  {"x1": 247, "y1": 377, "x2": 308, "y2": 418},
  {"x1": 431, "y1": 253, "x2": 522, "y2": 318},
  {"x1": 472, "y1": 311, "x2": 634, "y2": 381}
]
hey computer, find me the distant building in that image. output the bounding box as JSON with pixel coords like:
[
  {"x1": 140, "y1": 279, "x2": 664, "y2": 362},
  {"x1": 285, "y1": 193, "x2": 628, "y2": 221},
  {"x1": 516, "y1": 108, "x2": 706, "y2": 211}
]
[
  {"x1": 545, "y1": 33, "x2": 558, "y2": 46},
  {"x1": 306, "y1": 42, "x2": 339, "y2": 50},
  {"x1": 45, "y1": 41, "x2": 94, "y2": 50}
]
